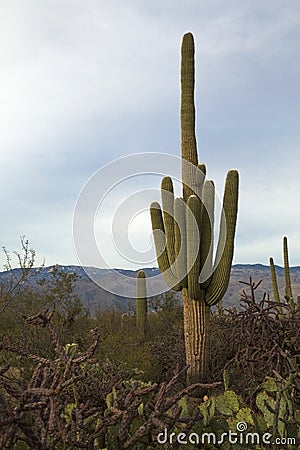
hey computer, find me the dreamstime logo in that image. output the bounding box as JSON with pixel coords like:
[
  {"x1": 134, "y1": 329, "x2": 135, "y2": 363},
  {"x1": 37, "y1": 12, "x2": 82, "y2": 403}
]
[
  {"x1": 236, "y1": 421, "x2": 248, "y2": 432},
  {"x1": 72, "y1": 152, "x2": 227, "y2": 297}
]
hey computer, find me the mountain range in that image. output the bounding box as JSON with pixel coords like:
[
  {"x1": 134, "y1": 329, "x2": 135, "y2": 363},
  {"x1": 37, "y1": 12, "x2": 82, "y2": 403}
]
[{"x1": 1, "y1": 263, "x2": 300, "y2": 314}]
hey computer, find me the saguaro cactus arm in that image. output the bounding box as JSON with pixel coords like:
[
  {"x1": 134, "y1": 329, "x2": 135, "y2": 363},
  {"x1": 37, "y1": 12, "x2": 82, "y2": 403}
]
[
  {"x1": 199, "y1": 179, "x2": 215, "y2": 288},
  {"x1": 186, "y1": 195, "x2": 202, "y2": 299},
  {"x1": 174, "y1": 197, "x2": 187, "y2": 288},
  {"x1": 150, "y1": 200, "x2": 181, "y2": 291},
  {"x1": 161, "y1": 176, "x2": 176, "y2": 268},
  {"x1": 205, "y1": 170, "x2": 239, "y2": 306}
]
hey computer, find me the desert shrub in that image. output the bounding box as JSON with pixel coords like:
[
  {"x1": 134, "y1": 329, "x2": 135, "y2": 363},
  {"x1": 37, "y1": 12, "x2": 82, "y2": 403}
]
[
  {"x1": 147, "y1": 292, "x2": 185, "y2": 381},
  {"x1": 1, "y1": 314, "x2": 298, "y2": 450},
  {"x1": 94, "y1": 308, "x2": 162, "y2": 382},
  {"x1": 222, "y1": 278, "x2": 300, "y2": 408},
  {"x1": 208, "y1": 312, "x2": 236, "y2": 384},
  {"x1": 0, "y1": 312, "x2": 222, "y2": 449},
  {"x1": 93, "y1": 292, "x2": 185, "y2": 384}
]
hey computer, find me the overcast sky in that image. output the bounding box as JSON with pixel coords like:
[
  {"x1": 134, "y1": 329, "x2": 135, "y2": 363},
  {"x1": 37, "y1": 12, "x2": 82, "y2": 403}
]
[{"x1": 1, "y1": 0, "x2": 300, "y2": 270}]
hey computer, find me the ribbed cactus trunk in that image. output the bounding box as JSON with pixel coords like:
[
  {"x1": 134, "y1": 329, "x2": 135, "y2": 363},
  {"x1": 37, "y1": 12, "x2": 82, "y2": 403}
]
[
  {"x1": 182, "y1": 289, "x2": 210, "y2": 383},
  {"x1": 136, "y1": 270, "x2": 147, "y2": 337},
  {"x1": 150, "y1": 33, "x2": 239, "y2": 384}
]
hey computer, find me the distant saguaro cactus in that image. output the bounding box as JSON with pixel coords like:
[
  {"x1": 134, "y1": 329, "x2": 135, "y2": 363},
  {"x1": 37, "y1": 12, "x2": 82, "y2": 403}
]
[
  {"x1": 136, "y1": 270, "x2": 147, "y2": 337},
  {"x1": 270, "y1": 236, "x2": 300, "y2": 316},
  {"x1": 150, "y1": 33, "x2": 239, "y2": 383}
]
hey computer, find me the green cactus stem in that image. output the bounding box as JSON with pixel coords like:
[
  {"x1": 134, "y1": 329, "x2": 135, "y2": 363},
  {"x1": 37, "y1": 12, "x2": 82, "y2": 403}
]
[
  {"x1": 283, "y1": 236, "x2": 293, "y2": 302},
  {"x1": 270, "y1": 236, "x2": 298, "y2": 316},
  {"x1": 270, "y1": 257, "x2": 280, "y2": 303},
  {"x1": 269, "y1": 257, "x2": 283, "y2": 317},
  {"x1": 136, "y1": 270, "x2": 147, "y2": 337},
  {"x1": 150, "y1": 33, "x2": 239, "y2": 383},
  {"x1": 181, "y1": 32, "x2": 198, "y2": 201}
]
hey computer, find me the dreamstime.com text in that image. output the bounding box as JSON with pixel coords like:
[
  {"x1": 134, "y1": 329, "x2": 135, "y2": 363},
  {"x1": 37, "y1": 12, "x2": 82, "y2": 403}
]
[{"x1": 156, "y1": 422, "x2": 297, "y2": 447}]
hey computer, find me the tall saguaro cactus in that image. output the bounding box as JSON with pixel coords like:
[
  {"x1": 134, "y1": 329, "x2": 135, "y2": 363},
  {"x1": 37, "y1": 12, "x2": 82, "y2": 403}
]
[
  {"x1": 136, "y1": 270, "x2": 148, "y2": 337},
  {"x1": 150, "y1": 33, "x2": 239, "y2": 383}
]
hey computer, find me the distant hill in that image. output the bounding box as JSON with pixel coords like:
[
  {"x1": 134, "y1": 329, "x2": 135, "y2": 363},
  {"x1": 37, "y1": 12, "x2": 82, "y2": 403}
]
[
  {"x1": 224, "y1": 264, "x2": 300, "y2": 309},
  {"x1": 1, "y1": 264, "x2": 300, "y2": 314}
]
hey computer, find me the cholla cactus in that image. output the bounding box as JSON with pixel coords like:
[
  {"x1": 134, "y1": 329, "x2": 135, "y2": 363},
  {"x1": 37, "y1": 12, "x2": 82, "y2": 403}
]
[{"x1": 150, "y1": 33, "x2": 239, "y2": 382}]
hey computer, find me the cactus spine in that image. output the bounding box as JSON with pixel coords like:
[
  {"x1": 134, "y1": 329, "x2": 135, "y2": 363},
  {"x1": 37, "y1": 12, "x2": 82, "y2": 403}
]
[
  {"x1": 136, "y1": 270, "x2": 147, "y2": 337},
  {"x1": 150, "y1": 33, "x2": 239, "y2": 383}
]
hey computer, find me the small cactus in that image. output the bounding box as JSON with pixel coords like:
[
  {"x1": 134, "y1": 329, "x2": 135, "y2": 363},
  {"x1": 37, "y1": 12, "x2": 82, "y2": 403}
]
[
  {"x1": 215, "y1": 390, "x2": 240, "y2": 416},
  {"x1": 255, "y1": 375, "x2": 299, "y2": 439},
  {"x1": 199, "y1": 387, "x2": 254, "y2": 432}
]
